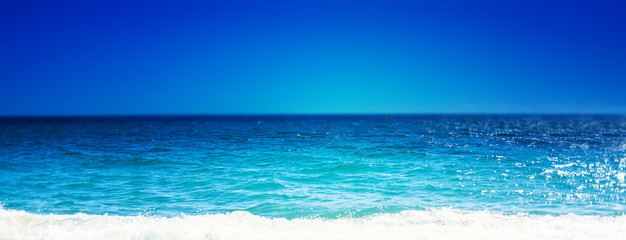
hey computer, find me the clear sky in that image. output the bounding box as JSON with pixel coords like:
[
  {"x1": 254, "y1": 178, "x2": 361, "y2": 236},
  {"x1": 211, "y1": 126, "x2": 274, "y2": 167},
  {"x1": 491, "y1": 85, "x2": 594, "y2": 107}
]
[{"x1": 1, "y1": 0, "x2": 625, "y2": 115}]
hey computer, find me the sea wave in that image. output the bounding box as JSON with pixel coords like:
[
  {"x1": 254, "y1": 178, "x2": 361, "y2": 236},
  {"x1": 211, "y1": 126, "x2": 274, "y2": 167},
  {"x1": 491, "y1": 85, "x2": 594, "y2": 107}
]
[{"x1": 1, "y1": 208, "x2": 625, "y2": 240}]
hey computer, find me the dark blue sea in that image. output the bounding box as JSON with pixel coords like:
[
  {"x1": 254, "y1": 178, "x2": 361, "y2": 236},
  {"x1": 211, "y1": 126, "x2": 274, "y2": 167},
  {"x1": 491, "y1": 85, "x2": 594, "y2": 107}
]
[{"x1": 1, "y1": 115, "x2": 625, "y2": 239}]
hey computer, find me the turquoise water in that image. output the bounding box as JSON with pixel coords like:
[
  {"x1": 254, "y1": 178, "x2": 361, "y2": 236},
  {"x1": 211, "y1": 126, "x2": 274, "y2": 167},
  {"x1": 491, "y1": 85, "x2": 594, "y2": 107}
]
[{"x1": 1, "y1": 115, "x2": 625, "y2": 239}]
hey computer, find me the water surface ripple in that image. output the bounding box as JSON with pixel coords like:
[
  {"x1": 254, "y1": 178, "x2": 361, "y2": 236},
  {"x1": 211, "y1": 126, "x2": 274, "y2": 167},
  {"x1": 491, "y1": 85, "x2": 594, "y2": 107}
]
[{"x1": 1, "y1": 115, "x2": 625, "y2": 218}]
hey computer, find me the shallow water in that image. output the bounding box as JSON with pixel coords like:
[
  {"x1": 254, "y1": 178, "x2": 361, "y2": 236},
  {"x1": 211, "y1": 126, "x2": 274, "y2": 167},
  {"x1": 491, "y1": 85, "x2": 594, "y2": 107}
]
[{"x1": 1, "y1": 115, "x2": 625, "y2": 238}]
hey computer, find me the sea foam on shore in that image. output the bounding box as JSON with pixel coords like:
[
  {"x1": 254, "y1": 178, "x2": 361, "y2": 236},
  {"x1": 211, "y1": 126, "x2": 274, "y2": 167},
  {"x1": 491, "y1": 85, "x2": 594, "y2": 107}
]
[{"x1": 2, "y1": 207, "x2": 625, "y2": 240}]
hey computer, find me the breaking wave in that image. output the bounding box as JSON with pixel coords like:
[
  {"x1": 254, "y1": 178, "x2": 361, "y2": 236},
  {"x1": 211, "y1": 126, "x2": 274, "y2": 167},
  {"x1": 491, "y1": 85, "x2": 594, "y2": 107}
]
[{"x1": 1, "y1": 207, "x2": 625, "y2": 240}]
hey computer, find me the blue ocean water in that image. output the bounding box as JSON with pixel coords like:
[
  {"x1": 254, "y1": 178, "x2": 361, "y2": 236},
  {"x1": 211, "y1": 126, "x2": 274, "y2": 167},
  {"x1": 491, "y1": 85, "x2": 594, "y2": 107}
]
[{"x1": 1, "y1": 115, "x2": 625, "y2": 239}]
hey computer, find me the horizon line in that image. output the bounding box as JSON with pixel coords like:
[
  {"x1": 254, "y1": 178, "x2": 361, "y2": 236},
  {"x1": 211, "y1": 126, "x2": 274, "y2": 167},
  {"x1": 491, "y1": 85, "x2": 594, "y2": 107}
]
[{"x1": 1, "y1": 112, "x2": 625, "y2": 118}]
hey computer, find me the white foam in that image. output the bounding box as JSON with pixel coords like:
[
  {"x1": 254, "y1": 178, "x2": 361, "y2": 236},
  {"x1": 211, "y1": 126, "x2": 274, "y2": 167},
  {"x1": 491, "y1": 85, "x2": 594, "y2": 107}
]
[
  {"x1": 1, "y1": 208, "x2": 625, "y2": 240},
  {"x1": 553, "y1": 163, "x2": 576, "y2": 168}
]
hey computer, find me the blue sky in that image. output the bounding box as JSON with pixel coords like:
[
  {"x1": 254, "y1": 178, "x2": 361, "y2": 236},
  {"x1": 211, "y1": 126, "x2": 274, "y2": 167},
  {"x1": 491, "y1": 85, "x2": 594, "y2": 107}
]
[{"x1": 1, "y1": 0, "x2": 625, "y2": 115}]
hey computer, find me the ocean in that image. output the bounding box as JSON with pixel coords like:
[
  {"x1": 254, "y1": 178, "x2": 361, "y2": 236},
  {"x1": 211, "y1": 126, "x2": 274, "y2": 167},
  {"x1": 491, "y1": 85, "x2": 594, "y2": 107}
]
[{"x1": 1, "y1": 115, "x2": 625, "y2": 239}]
